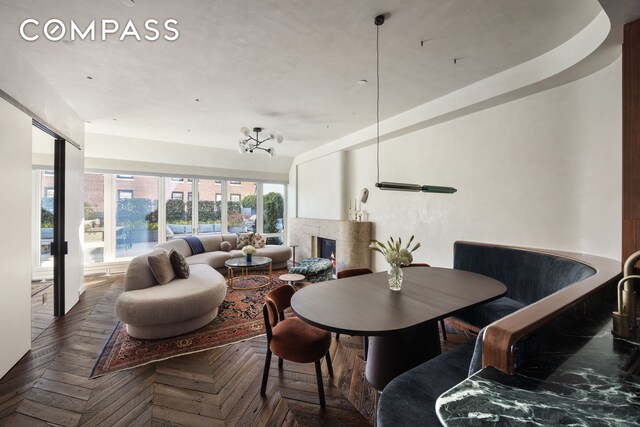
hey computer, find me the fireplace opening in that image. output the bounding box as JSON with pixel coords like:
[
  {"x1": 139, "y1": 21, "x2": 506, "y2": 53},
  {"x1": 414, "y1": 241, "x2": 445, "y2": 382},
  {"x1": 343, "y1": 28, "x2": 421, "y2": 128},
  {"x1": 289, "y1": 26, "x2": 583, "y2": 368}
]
[{"x1": 317, "y1": 237, "x2": 337, "y2": 278}]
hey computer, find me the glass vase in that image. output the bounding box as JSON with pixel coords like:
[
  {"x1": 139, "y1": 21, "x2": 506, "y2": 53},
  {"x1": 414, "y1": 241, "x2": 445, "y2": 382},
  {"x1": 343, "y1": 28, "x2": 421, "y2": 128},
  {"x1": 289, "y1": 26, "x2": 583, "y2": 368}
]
[
  {"x1": 388, "y1": 263, "x2": 403, "y2": 291},
  {"x1": 246, "y1": 253, "x2": 252, "y2": 262}
]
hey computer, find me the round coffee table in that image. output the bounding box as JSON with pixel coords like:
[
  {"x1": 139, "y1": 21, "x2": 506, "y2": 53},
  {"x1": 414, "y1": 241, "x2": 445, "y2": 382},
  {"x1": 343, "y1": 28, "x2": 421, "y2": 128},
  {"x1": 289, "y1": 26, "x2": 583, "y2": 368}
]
[{"x1": 225, "y1": 256, "x2": 273, "y2": 290}]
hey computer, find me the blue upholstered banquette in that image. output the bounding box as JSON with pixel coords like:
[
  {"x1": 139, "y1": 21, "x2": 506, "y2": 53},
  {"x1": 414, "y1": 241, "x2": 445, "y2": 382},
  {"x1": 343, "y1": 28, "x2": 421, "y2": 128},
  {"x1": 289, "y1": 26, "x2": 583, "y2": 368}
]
[{"x1": 377, "y1": 242, "x2": 598, "y2": 426}]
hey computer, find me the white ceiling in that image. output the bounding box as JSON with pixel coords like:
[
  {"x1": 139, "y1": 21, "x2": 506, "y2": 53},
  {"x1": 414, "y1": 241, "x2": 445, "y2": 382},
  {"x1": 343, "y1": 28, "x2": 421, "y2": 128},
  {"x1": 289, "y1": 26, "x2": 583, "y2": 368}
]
[{"x1": 0, "y1": 0, "x2": 602, "y2": 158}]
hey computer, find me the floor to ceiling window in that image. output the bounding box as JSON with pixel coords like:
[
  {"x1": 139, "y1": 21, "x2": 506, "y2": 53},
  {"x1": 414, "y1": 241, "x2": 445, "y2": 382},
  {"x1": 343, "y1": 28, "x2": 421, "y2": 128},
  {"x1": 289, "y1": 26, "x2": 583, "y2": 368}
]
[
  {"x1": 115, "y1": 175, "x2": 159, "y2": 259},
  {"x1": 226, "y1": 181, "x2": 256, "y2": 233},
  {"x1": 165, "y1": 177, "x2": 193, "y2": 239},
  {"x1": 83, "y1": 172, "x2": 105, "y2": 264},
  {"x1": 33, "y1": 174, "x2": 287, "y2": 273},
  {"x1": 263, "y1": 183, "x2": 285, "y2": 244},
  {"x1": 37, "y1": 170, "x2": 55, "y2": 268},
  {"x1": 197, "y1": 179, "x2": 223, "y2": 234}
]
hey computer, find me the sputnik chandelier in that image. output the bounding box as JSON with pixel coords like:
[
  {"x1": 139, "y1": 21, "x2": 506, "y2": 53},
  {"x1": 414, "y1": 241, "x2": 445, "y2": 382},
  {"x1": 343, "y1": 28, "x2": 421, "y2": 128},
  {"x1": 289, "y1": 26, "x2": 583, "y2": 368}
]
[{"x1": 237, "y1": 127, "x2": 284, "y2": 157}]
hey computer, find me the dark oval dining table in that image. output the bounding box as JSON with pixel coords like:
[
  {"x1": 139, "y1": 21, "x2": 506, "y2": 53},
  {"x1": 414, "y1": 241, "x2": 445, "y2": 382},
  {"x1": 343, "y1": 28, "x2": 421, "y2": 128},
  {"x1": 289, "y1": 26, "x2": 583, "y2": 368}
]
[{"x1": 290, "y1": 266, "x2": 506, "y2": 390}]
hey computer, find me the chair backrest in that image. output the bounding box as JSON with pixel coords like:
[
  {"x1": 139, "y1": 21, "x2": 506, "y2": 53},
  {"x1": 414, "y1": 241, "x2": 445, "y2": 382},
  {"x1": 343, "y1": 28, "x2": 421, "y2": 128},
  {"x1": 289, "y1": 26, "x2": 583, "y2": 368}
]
[
  {"x1": 264, "y1": 284, "x2": 296, "y2": 329},
  {"x1": 337, "y1": 268, "x2": 373, "y2": 279},
  {"x1": 405, "y1": 263, "x2": 431, "y2": 268}
]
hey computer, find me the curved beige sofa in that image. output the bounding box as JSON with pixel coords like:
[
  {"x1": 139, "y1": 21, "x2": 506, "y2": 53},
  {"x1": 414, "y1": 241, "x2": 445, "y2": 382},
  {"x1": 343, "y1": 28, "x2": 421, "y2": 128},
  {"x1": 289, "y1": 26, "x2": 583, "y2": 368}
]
[
  {"x1": 115, "y1": 248, "x2": 227, "y2": 339},
  {"x1": 155, "y1": 233, "x2": 292, "y2": 272}
]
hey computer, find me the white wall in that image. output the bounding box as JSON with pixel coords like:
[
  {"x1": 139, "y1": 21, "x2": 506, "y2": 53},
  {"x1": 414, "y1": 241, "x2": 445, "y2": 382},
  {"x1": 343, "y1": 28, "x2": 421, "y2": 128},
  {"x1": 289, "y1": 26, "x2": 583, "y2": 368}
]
[
  {"x1": 65, "y1": 146, "x2": 84, "y2": 309},
  {"x1": 299, "y1": 57, "x2": 622, "y2": 270},
  {"x1": 297, "y1": 151, "x2": 346, "y2": 220},
  {"x1": 1, "y1": 39, "x2": 85, "y2": 316},
  {"x1": 0, "y1": 98, "x2": 33, "y2": 378}
]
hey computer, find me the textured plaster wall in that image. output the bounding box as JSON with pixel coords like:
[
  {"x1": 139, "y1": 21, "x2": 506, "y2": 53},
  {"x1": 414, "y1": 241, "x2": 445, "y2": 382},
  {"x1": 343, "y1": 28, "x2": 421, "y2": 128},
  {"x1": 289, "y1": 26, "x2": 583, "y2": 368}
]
[
  {"x1": 297, "y1": 151, "x2": 346, "y2": 220},
  {"x1": 296, "y1": 57, "x2": 621, "y2": 271},
  {"x1": 348, "y1": 57, "x2": 622, "y2": 270}
]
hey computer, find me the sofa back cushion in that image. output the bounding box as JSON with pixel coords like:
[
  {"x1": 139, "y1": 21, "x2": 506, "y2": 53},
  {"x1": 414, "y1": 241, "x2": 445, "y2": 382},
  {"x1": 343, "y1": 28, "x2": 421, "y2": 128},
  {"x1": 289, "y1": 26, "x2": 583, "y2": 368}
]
[
  {"x1": 199, "y1": 234, "x2": 223, "y2": 252},
  {"x1": 125, "y1": 248, "x2": 167, "y2": 291},
  {"x1": 453, "y1": 242, "x2": 596, "y2": 305},
  {"x1": 156, "y1": 238, "x2": 192, "y2": 258}
]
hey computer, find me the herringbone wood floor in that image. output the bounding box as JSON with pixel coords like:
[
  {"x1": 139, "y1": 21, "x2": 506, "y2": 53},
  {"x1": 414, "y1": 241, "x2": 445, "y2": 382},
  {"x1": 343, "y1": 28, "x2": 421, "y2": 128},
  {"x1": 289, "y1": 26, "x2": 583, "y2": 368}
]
[{"x1": 1, "y1": 276, "x2": 470, "y2": 426}]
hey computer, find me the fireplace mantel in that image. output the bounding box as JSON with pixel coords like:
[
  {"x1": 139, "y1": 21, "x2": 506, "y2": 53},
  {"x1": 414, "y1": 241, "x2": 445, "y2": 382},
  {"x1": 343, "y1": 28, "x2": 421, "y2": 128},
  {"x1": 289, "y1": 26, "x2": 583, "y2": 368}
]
[{"x1": 289, "y1": 218, "x2": 372, "y2": 272}]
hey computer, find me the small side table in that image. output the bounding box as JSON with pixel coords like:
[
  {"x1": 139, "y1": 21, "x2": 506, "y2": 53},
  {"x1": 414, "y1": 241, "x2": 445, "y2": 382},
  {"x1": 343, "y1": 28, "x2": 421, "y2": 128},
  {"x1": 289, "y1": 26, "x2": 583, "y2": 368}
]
[
  {"x1": 290, "y1": 244, "x2": 299, "y2": 265},
  {"x1": 279, "y1": 273, "x2": 305, "y2": 287}
]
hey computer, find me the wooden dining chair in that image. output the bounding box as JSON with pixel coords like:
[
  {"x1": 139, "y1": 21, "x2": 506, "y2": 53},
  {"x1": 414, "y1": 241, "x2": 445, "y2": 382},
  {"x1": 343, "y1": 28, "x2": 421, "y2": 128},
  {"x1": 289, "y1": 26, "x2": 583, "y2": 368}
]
[
  {"x1": 335, "y1": 268, "x2": 373, "y2": 360},
  {"x1": 260, "y1": 284, "x2": 333, "y2": 407},
  {"x1": 405, "y1": 263, "x2": 447, "y2": 340}
]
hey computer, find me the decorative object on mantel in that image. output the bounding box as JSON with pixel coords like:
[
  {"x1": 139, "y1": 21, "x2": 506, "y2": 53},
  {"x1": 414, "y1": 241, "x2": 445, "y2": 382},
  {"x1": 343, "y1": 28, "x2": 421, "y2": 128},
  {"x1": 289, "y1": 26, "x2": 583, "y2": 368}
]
[
  {"x1": 612, "y1": 249, "x2": 639, "y2": 337},
  {"x1": 371, "y1": 14, "x2": 457, "y2": 195},
  {"x1": 237, "y1": 127, "x2": 283, "y2": 157},
  {"x1": 370, "y1": 235, "x2": 421, "y2": 291},
  {"x1": 242, "y1": 244, "x2": 256, "y2": 262},
  {"x1": 360, "y1": 188, "x2": 369, "y2": 203}
]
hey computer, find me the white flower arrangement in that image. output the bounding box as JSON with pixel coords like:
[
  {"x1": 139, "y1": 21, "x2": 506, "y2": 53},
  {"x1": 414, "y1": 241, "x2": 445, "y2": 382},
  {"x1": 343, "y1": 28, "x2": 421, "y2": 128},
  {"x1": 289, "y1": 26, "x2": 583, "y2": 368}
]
[
  {"x1": 241, "y1": 244, "x2": 257, "y2": 255},
  {"x1": 369, "y1": 235, "x2": 421, "y2": 266}
]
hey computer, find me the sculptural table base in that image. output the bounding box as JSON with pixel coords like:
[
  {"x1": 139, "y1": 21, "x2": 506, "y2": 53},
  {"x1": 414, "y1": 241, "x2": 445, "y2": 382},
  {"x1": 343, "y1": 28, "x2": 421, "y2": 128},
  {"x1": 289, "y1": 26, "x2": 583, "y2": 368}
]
[{"x1": 365, "y1": 321, "x2": 441, "y2": 390}]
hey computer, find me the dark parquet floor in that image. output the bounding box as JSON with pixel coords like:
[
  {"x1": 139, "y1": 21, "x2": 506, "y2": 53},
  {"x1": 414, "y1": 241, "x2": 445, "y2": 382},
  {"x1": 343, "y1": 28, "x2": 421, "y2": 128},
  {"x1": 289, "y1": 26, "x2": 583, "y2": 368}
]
[{"x1": 1, "y1": 275, "x2": 471, "y2": 426}]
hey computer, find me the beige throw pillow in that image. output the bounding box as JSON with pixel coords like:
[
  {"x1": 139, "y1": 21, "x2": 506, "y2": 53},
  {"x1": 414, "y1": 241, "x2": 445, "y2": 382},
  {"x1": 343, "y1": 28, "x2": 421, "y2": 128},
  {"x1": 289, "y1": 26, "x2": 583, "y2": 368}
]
[
  {"x1": 148, "y1": 251, "x2": 176, "y2": 285},
  {"x1": 220, "y1": 241, "x2": 232, "y2": 251}
]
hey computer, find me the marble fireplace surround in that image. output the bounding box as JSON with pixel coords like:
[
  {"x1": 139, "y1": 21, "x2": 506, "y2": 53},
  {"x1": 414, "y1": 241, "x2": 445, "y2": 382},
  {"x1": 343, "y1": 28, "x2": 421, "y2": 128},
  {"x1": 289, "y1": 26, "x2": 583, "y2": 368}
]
[{"x1": 289, "y1": 218, "x2": 372, "y2": 272}]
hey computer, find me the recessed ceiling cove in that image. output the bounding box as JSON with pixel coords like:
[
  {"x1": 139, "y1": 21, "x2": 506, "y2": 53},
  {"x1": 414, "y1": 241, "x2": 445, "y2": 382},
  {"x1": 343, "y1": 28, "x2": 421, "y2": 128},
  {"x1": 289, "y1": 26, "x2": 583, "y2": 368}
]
[{"x1": 0, "y1": 0, "x2": 602, "y2": 157}]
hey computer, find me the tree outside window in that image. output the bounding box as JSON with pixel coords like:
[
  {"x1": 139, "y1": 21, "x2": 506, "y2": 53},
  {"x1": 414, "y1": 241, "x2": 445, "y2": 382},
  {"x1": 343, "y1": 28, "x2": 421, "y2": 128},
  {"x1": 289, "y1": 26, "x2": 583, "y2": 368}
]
[{"x1": 264, "y1": 192, "x2": 284, "y2": 232}]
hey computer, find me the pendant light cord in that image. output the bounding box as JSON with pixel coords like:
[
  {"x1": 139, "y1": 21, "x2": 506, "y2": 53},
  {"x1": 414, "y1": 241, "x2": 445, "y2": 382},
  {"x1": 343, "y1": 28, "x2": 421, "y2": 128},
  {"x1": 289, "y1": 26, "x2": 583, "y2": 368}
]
[{"x1": 376, "y1": 21, "x2": 380, "y2": 184}]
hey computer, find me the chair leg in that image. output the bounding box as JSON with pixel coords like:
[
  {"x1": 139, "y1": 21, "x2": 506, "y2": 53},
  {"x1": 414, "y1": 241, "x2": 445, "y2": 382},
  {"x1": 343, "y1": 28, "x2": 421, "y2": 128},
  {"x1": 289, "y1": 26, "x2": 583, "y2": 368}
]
[
  {"x1": 314, "y1": 360, "x2": 326, "y2": 408},
  {"x1": 440, "y1": 319, "x2": 447, "y2": 341},
  {"x1": 325, "y1": 351, "x2": 333, "y2": 377},
  {"x1": 260, "y1": 349, "x2": 272, "y2": 396},
  {"x1": 363, "y1": 336, "x2": 369, "y2": 361},
  {"x1": 278, "y1": 357, "x2": 283, "y2": 369},
  {"x1": 335, "y1": 332, "x2": 340, "y2": 341}
]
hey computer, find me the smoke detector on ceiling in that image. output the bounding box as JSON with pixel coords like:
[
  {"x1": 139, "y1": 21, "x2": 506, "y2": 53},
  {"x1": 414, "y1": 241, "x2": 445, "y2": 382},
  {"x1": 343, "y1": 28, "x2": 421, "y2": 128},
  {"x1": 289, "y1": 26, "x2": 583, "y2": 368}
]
[{"x1": 121, "y1": 0, "x2": 135, "y2": 7}]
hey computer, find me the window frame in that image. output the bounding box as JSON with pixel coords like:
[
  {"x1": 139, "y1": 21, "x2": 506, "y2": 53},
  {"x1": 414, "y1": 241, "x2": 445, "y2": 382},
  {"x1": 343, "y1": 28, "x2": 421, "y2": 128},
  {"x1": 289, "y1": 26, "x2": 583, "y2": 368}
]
[{"x1": 117, "y1": 189, "x2": 134, "y2": 200}]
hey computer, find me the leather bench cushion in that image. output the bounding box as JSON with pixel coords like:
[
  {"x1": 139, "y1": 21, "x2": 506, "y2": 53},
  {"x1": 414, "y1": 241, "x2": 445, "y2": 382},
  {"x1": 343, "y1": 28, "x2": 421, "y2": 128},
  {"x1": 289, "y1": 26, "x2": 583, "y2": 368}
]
[
  {"x1": 115, "y1": 264, "x2": 227, "y2": 325},
  {"x1": 377, "y1": 339, "x2": 477, "y2": 426},
  {"x1": 454, "y1": 296, "x2": 525, "y2": 329}
]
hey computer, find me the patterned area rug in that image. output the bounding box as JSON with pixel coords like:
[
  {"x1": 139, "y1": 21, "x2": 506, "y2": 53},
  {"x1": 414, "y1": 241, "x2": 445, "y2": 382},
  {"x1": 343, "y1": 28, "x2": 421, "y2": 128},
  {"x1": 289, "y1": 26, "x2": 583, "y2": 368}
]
[{"x1": 91, "y1": 268, "x2": 293, "y2": 378}]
